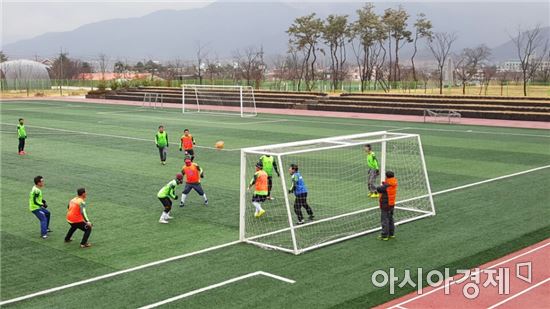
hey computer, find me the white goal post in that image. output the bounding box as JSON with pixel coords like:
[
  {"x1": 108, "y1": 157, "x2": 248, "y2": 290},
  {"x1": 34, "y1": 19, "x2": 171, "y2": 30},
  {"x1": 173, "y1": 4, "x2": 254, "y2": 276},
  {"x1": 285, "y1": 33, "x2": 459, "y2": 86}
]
[
  {"x1": 182, "y1": 84, "x2": 257, "y2": 117},
  {"x1": 240, "y1": 131, "x2": 435, "y2": 255}
]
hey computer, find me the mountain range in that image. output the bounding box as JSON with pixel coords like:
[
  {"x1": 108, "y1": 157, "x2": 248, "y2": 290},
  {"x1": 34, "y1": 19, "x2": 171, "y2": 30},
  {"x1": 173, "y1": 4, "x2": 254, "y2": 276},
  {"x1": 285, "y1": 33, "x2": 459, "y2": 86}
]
[{"x1": 3, "y1": 1, "x2": 549, "y2": 63}]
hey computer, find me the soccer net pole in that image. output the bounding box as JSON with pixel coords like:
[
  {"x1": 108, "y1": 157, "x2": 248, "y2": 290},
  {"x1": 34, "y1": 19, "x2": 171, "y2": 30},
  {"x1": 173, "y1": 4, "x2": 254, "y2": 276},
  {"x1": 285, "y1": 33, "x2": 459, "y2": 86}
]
[{"x1": 240, "y1": 131, "x2": 435, "y2": 255}]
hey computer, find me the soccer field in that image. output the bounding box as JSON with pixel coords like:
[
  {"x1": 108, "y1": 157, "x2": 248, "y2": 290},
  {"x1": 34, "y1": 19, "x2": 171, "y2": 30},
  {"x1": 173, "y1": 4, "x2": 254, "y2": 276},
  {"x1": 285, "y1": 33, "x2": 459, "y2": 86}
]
[{"x1": 1, "y1": 100, "x2": 549, "y2": 308}]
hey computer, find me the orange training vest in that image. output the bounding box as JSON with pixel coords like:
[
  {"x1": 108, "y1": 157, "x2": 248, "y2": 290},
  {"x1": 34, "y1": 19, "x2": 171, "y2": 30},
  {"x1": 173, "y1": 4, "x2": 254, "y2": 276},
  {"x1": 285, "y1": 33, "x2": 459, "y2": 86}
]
[
  {"x1": 183, "y1": 164, "x2": 200, "y2": 183},
  {"x1": 67, "y1": 197, "x2": 85, "y2": 223},
  {"x1": 255, "y1": 170, "x2": 268, "y2": 193},
  {"x1": 181, "y1": 135, "x2": 193, "y2": 150}
]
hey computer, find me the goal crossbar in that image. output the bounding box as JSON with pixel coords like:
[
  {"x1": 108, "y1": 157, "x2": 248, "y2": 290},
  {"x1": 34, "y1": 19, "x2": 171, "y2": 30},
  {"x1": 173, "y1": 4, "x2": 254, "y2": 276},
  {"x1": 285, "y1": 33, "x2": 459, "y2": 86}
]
[
  {"x1": 240, "y1": 131, "x2": 435, "y2": 255},
  {"x1": 181, "y1": 84, "x2": 257, "y2": 117}
]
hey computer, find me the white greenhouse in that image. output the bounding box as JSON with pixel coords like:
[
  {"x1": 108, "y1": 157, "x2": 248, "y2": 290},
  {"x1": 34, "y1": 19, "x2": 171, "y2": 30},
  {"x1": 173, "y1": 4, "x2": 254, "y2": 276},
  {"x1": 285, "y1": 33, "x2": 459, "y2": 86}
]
[{"x1": 0, "y1": 59, "x2": 51, "y2": 90}]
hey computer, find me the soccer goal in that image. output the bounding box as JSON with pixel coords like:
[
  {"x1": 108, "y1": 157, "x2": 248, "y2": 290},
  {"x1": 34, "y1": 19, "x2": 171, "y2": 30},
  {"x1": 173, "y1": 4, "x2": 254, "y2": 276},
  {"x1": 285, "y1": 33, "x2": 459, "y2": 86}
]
[
  {"x1": 423, "y1": 109, "x2": 461, "y2": 124},
  {"x1": 240, "y1": 131, "x2": 435, "y2": 255},
  {"x1": 142, "y1": 92, "x2": 164, "y2": 109},
  {"x1": 182, "y1": 84, "x2": 257, "y2": 117}
]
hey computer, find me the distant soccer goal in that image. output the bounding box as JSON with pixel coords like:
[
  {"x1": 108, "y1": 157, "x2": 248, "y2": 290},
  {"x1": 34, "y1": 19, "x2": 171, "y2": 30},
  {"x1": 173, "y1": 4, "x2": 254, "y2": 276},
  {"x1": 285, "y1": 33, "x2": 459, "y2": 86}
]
[
  {"x1": 142, "y1": 92, "x2": 164, "y2": 109},
  {"x1": 240, "y1": 131, "x2": 435, "y2": 255},
  {"x1": 423, "y1": 109, "x2": 461, "y2": 124},
  {"x1": 182, "y1": 84, "x2": 257, "y2": 117}
]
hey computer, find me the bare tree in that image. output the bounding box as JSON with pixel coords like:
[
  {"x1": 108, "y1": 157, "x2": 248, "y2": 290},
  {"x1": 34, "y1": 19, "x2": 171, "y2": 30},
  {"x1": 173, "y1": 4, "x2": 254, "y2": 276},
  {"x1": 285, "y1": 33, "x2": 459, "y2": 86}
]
[
  {"x1": 195, "y1": 41, "x2": 209, "y2": 85},
  {"x1": 511, "y1": 24, "x2": 549, "y2": 96},
  {"x1": 496, "y1": 70, "x2": 509, "y2": 96},
  {"x1": 535, "y1": 49, "x2": 550, "y2": 83},
  {"x1": 351, "y1": 3, "x2": 388, "y2": 92},
  {"x1": 480, "y1": 65, "x2": 497, "y2": 95},
  {"x1": 287, "y1": 13, "x2": 324, "y2": 91},
  {"x1": 454, "y1": 45, "x2": 491, "y2": 94},
  {"x1": 233, "y1": 46, "x2": 265, "y2": 88},
  {"x1": 382, "y1": 5, "x2": 412, "y2": 84},
  {"x1": 321, "y1": 14, "x2": 350, "y2": 91},
  {"x1": 98, "y1": 53, "x2": 108, "y2": 80},
  {"x1": 410, "y1": 13, "x2": 432, "y2": 82},
  {"x1": 428, "y1": 32, "x2": 458, "y2": 94}
]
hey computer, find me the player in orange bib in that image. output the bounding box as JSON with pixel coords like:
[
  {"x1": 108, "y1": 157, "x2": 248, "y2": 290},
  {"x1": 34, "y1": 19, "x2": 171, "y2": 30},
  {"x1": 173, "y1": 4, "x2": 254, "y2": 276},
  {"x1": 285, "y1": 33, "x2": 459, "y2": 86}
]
[
  {"x1": 64, "y1": 188, "x2": 93, "y2": 248},
  {"x1": 179, "y1": 129, "x2": 196, "y2": 161},
  {"x1": 180, "y1": 158, "x2": 208, "y2": 207}
]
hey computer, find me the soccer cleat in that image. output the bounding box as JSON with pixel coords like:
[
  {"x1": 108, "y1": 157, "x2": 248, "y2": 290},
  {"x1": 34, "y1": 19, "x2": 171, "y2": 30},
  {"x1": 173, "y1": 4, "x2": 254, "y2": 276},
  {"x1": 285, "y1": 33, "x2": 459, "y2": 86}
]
[
  {"x1": 367, "y1": 192, "x2": 373, "y2": 197},
  {"x1": 296, "y1": 220, "x2": 305, "y2": 225},
  {"x1": 162, "y1": 161, "x2": 166, "y2": 165},
  {"x1": 377, "y1": 235, "x2": 389, "y2": 241},
  {"x1": 179, "y1": 201, "x2": 185, "y2": 208},
  {"x1": 80, "y1": 243, "x2": 92, "y2": 248},
  {"x1": 389, "y1": 235, "x2": 396, "y2": 239},
  {"x1": 255, "y1": 209, "x2": 266, "y2": 218},
  {"x1": 308, "y1": 215, "x2": 315, "y2": 221},
  {"x1": 267, "y1": 196, "x2": 274, "y2": 200},
  {"x1": 166, "y1": 214, "x2": 174, "y2": 220},
  {"x1": 159, "y1": 219, "x2": 169, "y2": 224},
  {"x1": 64, "y1": 239, "x2": 73, "y2": 243},
  {"x1": 371, "y1": 193, "x2": 380, "y2": 198},
  {"x1": 41, "y1": 235, "x2": 48, "y2": 239},
  {"x1": 47, "y1": 228, "x2": 53, "y2": 233},
  {"x1": 204, "y1": 200, "x2": 208, "y2": 206}
]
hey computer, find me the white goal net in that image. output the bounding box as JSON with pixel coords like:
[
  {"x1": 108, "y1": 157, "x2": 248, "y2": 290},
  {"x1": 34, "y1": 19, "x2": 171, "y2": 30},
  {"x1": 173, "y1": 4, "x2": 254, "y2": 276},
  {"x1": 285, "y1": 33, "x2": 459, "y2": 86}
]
[
  {"x1": 182, "y1": 84, "x2": 257, "y2": 117},
  {"x1": 240, "y1": 131, "x2": 435, "y2": 255}
]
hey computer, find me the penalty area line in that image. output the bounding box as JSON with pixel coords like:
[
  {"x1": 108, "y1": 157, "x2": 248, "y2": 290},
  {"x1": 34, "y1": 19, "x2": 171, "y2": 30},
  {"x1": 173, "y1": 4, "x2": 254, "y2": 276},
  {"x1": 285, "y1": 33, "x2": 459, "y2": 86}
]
[
  {"x1": 0, "y1": 240, "x2": 242, "y2": 306},
  {"x1": 137, "y1": 271, "x2": 295, "y2": 309}
]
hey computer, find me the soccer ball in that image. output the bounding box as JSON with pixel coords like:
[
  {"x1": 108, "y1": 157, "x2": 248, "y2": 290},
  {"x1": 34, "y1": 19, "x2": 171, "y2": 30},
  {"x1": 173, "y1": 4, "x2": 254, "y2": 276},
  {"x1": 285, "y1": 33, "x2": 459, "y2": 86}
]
[{"x1": 215, "y1": 141, "x2": 225, "y2": 150}]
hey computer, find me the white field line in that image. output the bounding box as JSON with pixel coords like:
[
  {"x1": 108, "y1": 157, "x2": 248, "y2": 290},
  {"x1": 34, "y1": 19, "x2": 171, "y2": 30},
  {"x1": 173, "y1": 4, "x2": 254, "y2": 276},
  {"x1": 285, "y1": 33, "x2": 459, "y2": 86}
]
[
  {"x1": 431, "y1": 164, "x2": 550, "y2": 197},
  {"x1": 487, "y1": 277, "x2": 550, "y2": 309},
  {"x1": 389, "y1": 241, "x2": 550, "y2": 309},
  {"x1": 4, "y1": 101, "x2": 549, "y2": 138},
  {"x1": 137, "y1": 271, "x2": 295, "y2": 309},
  {"x1": 0, "y1": 122, "x2": 240, "y2": 152},
  {"x1": 1, "y1": 164, "x2": 549, "y2": 306},
  {"x1": 399, "y1": 126, "x2": 550, "y2": 138},
  {"x1": 0, "y1": 240, "x2": 242, "y2": 307}
]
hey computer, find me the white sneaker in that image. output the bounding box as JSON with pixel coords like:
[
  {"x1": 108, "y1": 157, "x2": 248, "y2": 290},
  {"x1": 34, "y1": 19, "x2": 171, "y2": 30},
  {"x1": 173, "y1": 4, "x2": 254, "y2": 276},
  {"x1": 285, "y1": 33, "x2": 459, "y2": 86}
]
[{"x1": 159, "y1": 219, "x2": 169, "y2": 224}]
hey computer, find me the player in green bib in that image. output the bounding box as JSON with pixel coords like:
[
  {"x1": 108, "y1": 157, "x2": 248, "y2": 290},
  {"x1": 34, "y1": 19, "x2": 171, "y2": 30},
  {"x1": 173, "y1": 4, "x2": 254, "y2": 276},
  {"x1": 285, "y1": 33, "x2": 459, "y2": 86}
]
[
  {"x1": 365, "y1": 144, "x2": 380, "y2": 198},
  {"x1": 157, "y1": 173, "x2": 183, "y2": 224},
  {"x1": 259, "y1": 154, "x2": 280, "y2": 200},
  {"x1": 155, "y1": 125, "x2": 169, "y2": 165},
  {"x1": 29, "y1": 176, "x2": 51, "y2": 238},
  {"x1": 18, "y1": 118, "x2": 27, "y2": 155}
]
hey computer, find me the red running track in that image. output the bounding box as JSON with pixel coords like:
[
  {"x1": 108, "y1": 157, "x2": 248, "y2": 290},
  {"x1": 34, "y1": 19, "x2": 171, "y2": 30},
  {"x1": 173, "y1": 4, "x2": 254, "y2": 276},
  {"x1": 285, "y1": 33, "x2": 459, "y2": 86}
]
[{"x1": 376, "y1": 239, "x2": 550, "y2": 309}]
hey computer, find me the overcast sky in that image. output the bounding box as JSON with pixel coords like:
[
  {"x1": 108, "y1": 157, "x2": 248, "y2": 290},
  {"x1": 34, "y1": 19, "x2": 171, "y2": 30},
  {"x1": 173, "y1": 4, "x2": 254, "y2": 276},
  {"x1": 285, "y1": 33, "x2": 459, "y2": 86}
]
[{"x1": 2, "y1": 0, "x2": 549, "y2": 47}]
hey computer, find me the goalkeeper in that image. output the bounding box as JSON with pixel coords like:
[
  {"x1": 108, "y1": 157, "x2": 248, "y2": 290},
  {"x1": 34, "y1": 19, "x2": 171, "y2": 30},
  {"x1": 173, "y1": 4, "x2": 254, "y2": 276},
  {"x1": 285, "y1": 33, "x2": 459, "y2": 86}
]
[
  {"x1": 377, "y1": 171, "x2": 398, "y2": 240},
  {"x1": 248, "y1": 162, "x2": 267, "y2": 218},
  {"x1": 157, "y1": 173, "x2": 183, "y2": 224},
  {"x1": 180, "y1": 158, "x2": 208, "y2": 207},
  {"x1": 259, "y1": 154, "x2": 280, "y2": 200},
  {"x1": 288, "y1": 164, "x2": 314, "y2": 225},
  {"x1": 365, "y1": 144, "x2": 380, "y2": 198}
]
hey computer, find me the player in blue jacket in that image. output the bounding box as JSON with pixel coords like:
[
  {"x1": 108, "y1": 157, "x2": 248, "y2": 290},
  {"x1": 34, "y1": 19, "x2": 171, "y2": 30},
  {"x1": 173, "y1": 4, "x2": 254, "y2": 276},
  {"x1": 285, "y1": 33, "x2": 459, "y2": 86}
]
[{"x1": 288, "y1": 164, "x2": 314, "y2": 224}]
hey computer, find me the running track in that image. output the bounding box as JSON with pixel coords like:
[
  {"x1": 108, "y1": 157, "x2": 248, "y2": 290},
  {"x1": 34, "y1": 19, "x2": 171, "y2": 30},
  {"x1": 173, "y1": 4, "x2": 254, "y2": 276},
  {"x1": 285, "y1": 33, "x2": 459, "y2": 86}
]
[{"x1": 376, "y1": 239, "x2": 550, "y2": 309}]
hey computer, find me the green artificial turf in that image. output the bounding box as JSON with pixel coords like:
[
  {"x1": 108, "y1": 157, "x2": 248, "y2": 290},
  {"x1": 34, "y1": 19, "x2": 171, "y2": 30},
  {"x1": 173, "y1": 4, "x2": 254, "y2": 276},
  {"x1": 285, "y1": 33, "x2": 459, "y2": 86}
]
[{"x1": 1, "y1": 100, "x2": 549, "y2": 308}]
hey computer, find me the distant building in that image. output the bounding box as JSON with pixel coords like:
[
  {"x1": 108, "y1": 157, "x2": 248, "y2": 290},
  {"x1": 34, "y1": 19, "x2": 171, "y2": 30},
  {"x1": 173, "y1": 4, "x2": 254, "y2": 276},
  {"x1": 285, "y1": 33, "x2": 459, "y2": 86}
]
[{"x1": 498, "y1": 59, "x2": 550, "y2": 72}]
